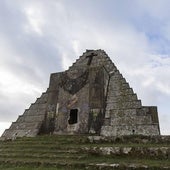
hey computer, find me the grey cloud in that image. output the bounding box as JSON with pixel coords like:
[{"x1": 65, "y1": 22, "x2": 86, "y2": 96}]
[{"x1": 0, "y1": 1, "x2": 63, "y2": 86}]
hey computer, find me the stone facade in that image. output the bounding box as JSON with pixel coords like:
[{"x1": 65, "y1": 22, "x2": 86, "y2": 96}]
[{"x1": 2, "y1": 49, "x2": 160, "y2": 139}]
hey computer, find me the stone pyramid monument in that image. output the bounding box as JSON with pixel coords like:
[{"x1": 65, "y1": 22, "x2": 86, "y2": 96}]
[{"x1": 2, "y1": 49, "x2": 160, "y2": 139}]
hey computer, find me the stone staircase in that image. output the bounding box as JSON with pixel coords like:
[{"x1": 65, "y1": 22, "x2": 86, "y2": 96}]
[
  {"x1": 0, "y1": 135, "x2": 170, "y2": 169},
  {"x1": 2, "y1": 92, "x2": 49, "y2": 139}
]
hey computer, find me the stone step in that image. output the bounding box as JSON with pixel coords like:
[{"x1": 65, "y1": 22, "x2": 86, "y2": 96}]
[
  {"x1": 109, "y1": 78, "x2": 126, "y2": 85},
  {"x1": 0, "y1": 145, "x2": 169, "y2": 160},
  {"x1": 108, "y1": 82, "x2": 130, "y2": 91},
  {"x1": 106, "y1": 100, "x2": 142, "y2": 110},
  {"x1": 9, "y1": 121, "x2": 43, "y2": 130},
  {"x1": 29, "y1": 103, "x2": 47, "y2": 110},
  {"x1": 101, "y1": 124, "x2": 160, "y2": 137},
  {"x1": 23, "y1": 109, "x2": 46, "y2": 116},
  {"x1": 109, "y1": 115, "x2": 152, "y2": 126},
  {"x1": 1, "y1": 128, "x2": 40, "y2": 139},
  {"x1": 16, "y1": 114, "x2": 45, "y2": 123},
  {"x1": 35, "y1": 97, "x2": 48, "y2": 104},
  {"x1": 107, "y1": 94, "x2": 138, "y2": 102},
  {"x1": 35, "y1": 92, "x2": 48, "y2": 104},
  {"x1": 103, "y1": 107, "x2": 156, "y2": 134},
  {"x1": 0, "y1": 159, "x2": 169, "y2": 170},
  {"x1": 68, "y1": 51, "x2": 118, "y2": 74},
  {"x1": 81, "y1": 146, "x2": 170, "y2": 160},
  {"x1": 108, "y1": 108, "x2": 138, "y2": 116},
  {"x1": 107, "y1": 88, "x2": 134, "y2": 96},
  {"x1": 105, "y1": 64, "x2": 117, "y2": 72},
  {"x1": 40, "y1": 92, "x2": 48, "y2": 100},
  {"x1": 110, "y1": 77, "x2": 127, "y2": 85},
  {"x1": 109, "y1": 70, "x2": 123, "y2": 77}
]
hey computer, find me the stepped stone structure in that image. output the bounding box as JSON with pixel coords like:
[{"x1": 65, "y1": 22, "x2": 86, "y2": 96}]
[{"x1": 2, "y1": 49, "x2": 160, "y2": 139}]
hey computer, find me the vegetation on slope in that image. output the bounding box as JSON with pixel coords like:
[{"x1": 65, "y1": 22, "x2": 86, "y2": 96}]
[{"x1": 0, "y1": 135, "x2": 169, "y2": 170}]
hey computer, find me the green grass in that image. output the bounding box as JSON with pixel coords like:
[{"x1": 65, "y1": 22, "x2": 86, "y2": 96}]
[{"x1": 0, "y1": 135, "x2": 169, "y2": 169}]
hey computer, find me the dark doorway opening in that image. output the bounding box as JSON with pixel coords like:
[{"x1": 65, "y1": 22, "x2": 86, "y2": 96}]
[
  {"x1": 68, "y1": 109, "x2": 78, "y2": 124},
  {"x1": 132, "y1": 129, "x2": 135, "y2": 135}
]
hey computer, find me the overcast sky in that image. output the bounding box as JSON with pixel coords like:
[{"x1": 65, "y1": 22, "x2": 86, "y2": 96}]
[{"x1": 0, "y1": 0, "x2": 170, "y2": 136}]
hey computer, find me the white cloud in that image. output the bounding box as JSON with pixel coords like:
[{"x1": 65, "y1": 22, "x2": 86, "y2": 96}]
[{"x1": 24, "y1": 6, "x2": 44, "y2": 35}]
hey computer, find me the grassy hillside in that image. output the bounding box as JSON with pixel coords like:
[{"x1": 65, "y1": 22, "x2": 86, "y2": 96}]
[{"x1": 0, "y1": 135, "x2": 170, "y2": 169}]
